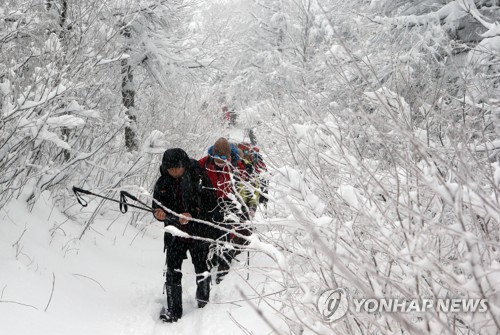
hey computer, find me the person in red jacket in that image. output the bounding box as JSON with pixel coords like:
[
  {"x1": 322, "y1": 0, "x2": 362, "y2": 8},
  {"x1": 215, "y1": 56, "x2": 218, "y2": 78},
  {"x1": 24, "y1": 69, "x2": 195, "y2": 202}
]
[
  {"x1": 199, "y1": 138, "x2": 236, "y2": 202},
  {"x1": 199, "y1": 137, "x2": 250, "y2": 283}
]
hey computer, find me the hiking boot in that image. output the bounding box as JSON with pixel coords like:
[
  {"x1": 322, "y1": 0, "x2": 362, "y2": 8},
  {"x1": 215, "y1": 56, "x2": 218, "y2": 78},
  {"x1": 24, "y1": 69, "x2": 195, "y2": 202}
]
[
  {"x1": 215, "y1": 249, "x2": 233, "y2": 284},
  {"x1": 159, "y1": 307, "x2": 179, "y2": 323},
  {"x1": 196, "y1": 277, "x2": 210, "y2": 308},
  {"x1": 165, "y1": 284, "x2": 182, "y2": 320},
  {"x1": 215, "y1": 273, "x2": 226, "y2": 285},
  {"x1": 216, "y1": 263, "x2": 229, "y2": 284}
]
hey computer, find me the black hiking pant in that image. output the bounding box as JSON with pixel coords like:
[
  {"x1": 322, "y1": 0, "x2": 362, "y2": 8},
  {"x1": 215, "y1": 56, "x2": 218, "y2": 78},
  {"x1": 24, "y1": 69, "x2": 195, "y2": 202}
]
[{"x1": 164, "y1": 235, "x2": 210, "y2": 318}]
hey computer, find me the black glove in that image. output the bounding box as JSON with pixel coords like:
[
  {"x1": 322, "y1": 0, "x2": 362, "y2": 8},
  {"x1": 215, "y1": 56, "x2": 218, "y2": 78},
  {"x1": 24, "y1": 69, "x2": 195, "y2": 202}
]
[{"x1": 164, "y1": 215, "x2": 180, "y2": 228}]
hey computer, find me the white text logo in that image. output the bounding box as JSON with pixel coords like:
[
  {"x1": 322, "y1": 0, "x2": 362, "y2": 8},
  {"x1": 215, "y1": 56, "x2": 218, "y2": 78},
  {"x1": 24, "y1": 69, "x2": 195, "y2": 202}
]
[{"x1": 353, "y1": 298, "x2": 488, "y2": 313}]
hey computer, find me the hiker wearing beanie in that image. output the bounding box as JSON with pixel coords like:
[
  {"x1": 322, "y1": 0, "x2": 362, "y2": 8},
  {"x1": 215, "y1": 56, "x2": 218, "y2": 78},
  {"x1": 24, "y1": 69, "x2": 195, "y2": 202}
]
[
  {"x1": 198, "y1": 137, "x2": 251, "y2": 284},
  {"x1": 199, "y1": 138, "x2": 235, "y2": 199},
  {"x1": 152, "y1": 148, "x2": 217, "y2": 323}
]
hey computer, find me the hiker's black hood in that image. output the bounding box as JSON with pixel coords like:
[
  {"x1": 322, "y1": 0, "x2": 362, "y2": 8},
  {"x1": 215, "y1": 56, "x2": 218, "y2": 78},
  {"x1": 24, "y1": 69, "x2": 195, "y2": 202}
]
[{"x1": 160, "y1": 148, "x2": 190, "y2": 175}]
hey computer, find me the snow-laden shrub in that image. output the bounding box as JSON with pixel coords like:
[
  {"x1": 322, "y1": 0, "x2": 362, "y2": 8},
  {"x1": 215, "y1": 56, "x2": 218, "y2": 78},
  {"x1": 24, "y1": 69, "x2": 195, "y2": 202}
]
[{"x1": 246, "y1": 1, "x2": 500, "y2": 334}]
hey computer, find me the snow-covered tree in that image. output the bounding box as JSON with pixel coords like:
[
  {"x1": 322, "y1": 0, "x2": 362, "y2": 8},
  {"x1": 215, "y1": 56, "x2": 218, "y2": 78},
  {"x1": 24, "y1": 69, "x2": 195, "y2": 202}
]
[{"x1": 226, "y1": 0, "x2": 500, "y2": 333}]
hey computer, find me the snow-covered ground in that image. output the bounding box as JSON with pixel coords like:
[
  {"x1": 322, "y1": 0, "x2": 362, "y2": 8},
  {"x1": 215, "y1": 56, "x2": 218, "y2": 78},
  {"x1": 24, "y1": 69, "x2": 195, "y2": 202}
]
[{"x1": 0, "y1": 191, "x2": 282, "y2": 335}]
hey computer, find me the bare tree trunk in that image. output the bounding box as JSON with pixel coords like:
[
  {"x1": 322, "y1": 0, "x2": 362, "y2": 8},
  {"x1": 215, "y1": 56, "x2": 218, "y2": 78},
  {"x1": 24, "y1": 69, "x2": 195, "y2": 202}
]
[
  {"x1": 121, "y1": 24, "x2": 138, "y2": 152},
  {"x1": 59, "y1": 0, "x2": 71, "y2": 161}
]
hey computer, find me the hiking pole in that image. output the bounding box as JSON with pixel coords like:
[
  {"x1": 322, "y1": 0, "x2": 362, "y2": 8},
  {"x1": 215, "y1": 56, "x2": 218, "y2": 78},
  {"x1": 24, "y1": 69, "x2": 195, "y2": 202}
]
[
  {"x1": 119, "y1": 191, "x2": 182, "y2": 225},
  {"x1": 74, "y1": 187, "x2": 184, "y2": 238},
  {"x1": 72, "y1": 186, "x2": 153, "y2": 213},
  {"x1": 119, "y1": 190, "x2": 154, "y2": 213}
]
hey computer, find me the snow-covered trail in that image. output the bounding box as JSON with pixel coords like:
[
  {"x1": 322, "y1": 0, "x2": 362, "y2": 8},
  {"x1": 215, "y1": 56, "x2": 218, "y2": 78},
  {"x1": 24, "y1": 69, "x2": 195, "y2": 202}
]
[{"x1": 0, "y1": 192, "x2": 283, "y2": 335}]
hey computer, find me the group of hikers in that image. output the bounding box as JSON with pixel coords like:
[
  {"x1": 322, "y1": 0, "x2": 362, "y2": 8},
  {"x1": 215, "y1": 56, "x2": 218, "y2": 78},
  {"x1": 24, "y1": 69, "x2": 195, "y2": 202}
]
[{"x1": 151, "y1": 137, "x2": 268, "y2": 323}]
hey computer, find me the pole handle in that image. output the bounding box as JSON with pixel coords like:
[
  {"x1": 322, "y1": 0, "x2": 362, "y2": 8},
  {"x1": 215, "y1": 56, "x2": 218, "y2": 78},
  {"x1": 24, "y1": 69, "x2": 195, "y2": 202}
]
[{"x1": 72, "y1": 186, "x2": 89, "y2": 207}]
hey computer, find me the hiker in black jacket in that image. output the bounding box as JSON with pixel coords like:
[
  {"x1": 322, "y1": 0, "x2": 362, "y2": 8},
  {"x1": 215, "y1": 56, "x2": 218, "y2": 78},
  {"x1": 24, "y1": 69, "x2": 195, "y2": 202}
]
[{"x1": 152, "y1": 148, "x2": 217, "y2": 323}]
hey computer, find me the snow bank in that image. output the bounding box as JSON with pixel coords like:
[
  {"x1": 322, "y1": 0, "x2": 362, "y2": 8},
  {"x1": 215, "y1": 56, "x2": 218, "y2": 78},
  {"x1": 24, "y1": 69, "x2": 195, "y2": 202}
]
[{"x1": 0, "y1": 191, "x2": 284, "y2": 334}]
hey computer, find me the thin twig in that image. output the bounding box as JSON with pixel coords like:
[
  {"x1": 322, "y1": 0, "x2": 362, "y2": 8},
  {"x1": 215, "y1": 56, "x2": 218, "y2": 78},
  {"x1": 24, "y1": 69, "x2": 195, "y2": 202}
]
[
  {"x1": 0, "y1": 300, "x2": 38, "y2": 310},
  {"x1": 238, "y1": 288, "x2": 285, "y2": 335},
  {"x1": 72, "y1": 273, "x2": 107, "y2": 292},
  {"x1": 228, "y1": 312, "x2": 253, "y2": 335},
  {"x1": 11, "y1": 228, "x2": 27, "y2": 247},
  {"x1": 209, "y1": 288, "x2": 287, "y2": 305},
  {"x1": 44, "y1": 272, "x2": 56, "y2": 312}
]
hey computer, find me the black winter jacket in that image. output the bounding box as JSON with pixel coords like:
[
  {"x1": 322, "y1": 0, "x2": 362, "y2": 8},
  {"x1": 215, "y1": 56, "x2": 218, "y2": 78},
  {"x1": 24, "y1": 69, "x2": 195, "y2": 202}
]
[{"x1": 152, "y1": 158, "x2": 217, "y2": 241}]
